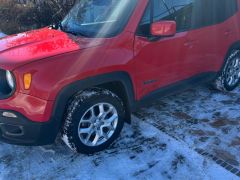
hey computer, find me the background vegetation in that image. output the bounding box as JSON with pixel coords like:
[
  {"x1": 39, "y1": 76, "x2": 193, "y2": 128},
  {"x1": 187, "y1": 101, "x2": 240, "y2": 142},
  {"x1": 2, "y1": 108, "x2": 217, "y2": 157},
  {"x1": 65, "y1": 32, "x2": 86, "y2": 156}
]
[{"x1": 0, "y1": 0, "x2": 76, "y2": 34}]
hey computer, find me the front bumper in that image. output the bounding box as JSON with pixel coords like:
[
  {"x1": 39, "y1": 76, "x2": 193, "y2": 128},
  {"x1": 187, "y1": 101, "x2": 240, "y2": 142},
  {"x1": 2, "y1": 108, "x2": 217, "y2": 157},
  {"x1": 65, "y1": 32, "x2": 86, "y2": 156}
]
[{"x1": 0, "y1": 110, "x2": 58, "y2": 145}]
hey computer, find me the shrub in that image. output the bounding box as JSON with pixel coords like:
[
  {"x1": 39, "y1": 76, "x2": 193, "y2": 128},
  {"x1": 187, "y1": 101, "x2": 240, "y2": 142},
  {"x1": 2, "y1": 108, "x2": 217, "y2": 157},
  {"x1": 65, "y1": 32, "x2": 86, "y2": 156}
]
[{"x1": 0, "y1": 0, "x2": 76, "y2": 34}]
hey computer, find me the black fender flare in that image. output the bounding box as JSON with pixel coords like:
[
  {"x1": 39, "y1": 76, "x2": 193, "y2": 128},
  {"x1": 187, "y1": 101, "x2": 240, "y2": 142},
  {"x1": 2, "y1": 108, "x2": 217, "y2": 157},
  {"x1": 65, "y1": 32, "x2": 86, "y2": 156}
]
[{"x1": 49, "y1": 71, "x2": 136, "y2": 135}]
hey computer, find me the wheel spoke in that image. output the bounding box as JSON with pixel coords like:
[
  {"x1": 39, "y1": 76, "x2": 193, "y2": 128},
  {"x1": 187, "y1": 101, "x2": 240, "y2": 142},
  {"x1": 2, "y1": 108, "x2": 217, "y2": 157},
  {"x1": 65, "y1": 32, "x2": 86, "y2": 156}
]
[
  {"x1": 92, "y1": 133, "x2": 100, "y2": 145},
  {"x1": 79, "y1": 126, "x2": 93, "y2": 134},
  {"x1": 98, "y1": 104, "x2": 105, "y2": 117},
  {"x1": 228, "y1": 68, "x2": 233, "y2": 74},
  {"x1": 105, "y1": 123, "x2": 115, "y2": 130},
  {"x1": 105, "y1": 114, "x2": 118, "y2": 124},
  {"x1": 106, "y1": 106, "x2": 114, "y2": 114},
  {"x1": 102, "y1": 132, "x2": 109, "y2": 140},
  {"x1": 234, "y1": 74, "x2": 239, "y2": 84},
  {"x1": 228, "y1": 76, "x2": 234, "y2": 85},
  {"x1": 85, "y1": 130, "x2": 94, "y2": 143},
  {"x1": 101, "y1": 117, "x2": 117, "y2": 132},
  {"x1": 235, "y1": 68, "x2": 240, "y2": 76},
  {"x1": 98, "y1": 128, "x2": 108, "y2": 140},
  {"x1": 80, "y1": 119, "x2": 91, "y2": 123},
  {"x1": 89, "y1": 115, "x2": 97, "y2": 123},
  {"x1": 90, "y1": 107, "x2": 96, "y2": 118},
  {"x1": 233, "y1": 58, "x2": 240, "y2": 67}
]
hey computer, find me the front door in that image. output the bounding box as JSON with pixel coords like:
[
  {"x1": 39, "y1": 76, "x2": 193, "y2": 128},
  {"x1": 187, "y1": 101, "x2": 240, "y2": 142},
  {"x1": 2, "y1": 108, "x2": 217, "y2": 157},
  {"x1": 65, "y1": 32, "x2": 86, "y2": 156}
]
[{"x1": 132, "y1": 0, "x2": 194, "y2": 99}]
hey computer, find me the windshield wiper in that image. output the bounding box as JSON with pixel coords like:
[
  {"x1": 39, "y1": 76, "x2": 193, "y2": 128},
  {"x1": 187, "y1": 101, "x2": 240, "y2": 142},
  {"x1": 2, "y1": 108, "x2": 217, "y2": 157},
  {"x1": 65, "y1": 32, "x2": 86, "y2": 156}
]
[
  {"x1": 61, "y1": 29, "x2": 78, "y2": 36},
  {"x1": 59, "y1": 23, "x2": 89, "y2": 37},
  {"x1": 67, "y1": 30, "x2": 89, "y2": 37}
]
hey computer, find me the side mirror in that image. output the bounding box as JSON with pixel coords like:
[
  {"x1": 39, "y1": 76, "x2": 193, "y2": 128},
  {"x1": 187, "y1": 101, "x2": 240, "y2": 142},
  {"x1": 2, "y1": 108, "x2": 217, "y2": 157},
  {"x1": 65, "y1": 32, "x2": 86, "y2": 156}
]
[{"x1": 151, "y1": 21, "x2": 176, "y2": 37}]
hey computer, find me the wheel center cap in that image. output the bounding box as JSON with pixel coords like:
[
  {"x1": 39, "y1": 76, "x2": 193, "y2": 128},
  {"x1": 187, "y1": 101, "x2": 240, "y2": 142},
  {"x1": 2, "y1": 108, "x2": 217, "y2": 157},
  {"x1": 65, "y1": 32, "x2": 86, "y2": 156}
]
[{"x1": 94, "y1": 121, "x2": 102, "y2": 128}]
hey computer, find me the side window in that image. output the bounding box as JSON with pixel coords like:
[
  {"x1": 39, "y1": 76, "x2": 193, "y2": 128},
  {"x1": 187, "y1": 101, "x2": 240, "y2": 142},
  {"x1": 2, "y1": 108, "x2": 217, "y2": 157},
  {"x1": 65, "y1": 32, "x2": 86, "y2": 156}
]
[
  {"x1": 137, "y1": 2, "x2": 152, "y2": 36},
  {"x1": 192, "y1": 0, "x2": 238, "y2": 29},
  {"x1": 153, "y1": 1, "x2": 172, "y2": 22},
  {"x1": 165, "y1": 0, "x2": 194, "y2": 32},
  {"x1": 137, "y1": 1, "x2": 170, "y2": 37},
  {"x1": 191, "y1": 0, "x2": 213, "y2": 28},
  {"x1": 213, "y1": 0, "x2": 238, "y2": 24},
  {"x1": 137, "y1": 0, "x2": 194, "y2": 37}
]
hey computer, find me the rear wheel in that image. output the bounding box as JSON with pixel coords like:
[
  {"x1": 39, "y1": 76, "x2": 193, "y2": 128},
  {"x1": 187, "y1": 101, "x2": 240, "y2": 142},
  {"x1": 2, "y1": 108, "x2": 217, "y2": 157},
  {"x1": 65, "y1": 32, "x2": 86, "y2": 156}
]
[
  {"x1": 61, "y1": 88, "x2": 125, "y2": 154},
  {"x1": 214, "y1": 50, "x2": 240, "y2": 91}
]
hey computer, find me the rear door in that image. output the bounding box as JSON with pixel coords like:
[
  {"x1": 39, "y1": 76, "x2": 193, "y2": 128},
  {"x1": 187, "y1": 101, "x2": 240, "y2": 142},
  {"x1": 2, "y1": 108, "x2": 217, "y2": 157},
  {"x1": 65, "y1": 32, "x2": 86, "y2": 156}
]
[{"x1": 182, "y1": 0, "x2": 239, "y2": 78}]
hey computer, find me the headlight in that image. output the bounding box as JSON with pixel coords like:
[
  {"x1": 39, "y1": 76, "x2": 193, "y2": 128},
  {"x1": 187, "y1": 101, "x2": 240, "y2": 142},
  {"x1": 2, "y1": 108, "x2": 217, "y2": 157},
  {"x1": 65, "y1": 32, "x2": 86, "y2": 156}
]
[{"x1": 6, "y1": 70, "x2": 15, "y2": 89}]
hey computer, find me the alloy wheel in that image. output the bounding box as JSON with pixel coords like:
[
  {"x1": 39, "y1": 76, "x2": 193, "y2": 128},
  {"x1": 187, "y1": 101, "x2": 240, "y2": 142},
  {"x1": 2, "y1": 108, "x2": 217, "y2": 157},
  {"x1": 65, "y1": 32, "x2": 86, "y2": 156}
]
[
  {"x1": 225, "y1": 57, "x2": 240, "y2": 87},
  {"x1": 78, "y1": 103, "x2": 119, "y2": 147}
]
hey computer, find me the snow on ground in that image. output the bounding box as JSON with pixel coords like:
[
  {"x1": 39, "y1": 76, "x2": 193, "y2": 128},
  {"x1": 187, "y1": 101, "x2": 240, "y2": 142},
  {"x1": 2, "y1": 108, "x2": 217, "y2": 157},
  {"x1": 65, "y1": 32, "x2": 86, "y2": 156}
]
[
  {"x1": 135, "y1": 85, "x2": 240, "y2": 171},
  {"x1": 0, "y1": 116, "x2": 237, "y2": 180}
]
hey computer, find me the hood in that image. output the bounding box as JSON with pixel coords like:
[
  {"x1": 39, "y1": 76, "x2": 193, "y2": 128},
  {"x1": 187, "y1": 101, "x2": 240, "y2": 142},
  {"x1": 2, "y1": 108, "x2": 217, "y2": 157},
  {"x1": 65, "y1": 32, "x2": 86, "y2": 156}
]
[
  {"x1": 0, "y1": 32, "x2": 6, "y2": 38},
  {"x1": 0, "y1": 27, "x2": 106, "y2": 70}
]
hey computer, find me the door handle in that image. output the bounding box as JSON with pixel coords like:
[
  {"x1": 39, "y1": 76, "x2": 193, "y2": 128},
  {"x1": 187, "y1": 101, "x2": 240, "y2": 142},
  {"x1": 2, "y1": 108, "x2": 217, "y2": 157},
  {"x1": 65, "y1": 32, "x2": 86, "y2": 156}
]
[
  {"x1": 224, "y1": 29, "x2": 232, "y2": 36},
  {"x1": 184, "y1": 40, "x2": 196, "y2": 48}
]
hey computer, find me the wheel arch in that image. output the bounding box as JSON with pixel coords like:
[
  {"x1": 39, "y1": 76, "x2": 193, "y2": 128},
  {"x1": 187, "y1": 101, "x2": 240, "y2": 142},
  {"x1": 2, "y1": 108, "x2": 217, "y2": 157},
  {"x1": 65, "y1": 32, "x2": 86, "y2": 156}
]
[
  {"x1": 227, "y1": 41, "x2": 240, "y2": 55},
  {"x1": 50, "y1": 71, "x2": 136, "y2": 128},
  {"x1": 219, "y1": 41, "x2": 240, "y2": 73}
]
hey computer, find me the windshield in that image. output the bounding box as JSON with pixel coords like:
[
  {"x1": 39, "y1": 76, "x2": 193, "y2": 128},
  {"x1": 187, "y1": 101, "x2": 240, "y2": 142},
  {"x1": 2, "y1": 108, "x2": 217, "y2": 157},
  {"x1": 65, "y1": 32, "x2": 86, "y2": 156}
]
[{"x1": 61, "y1": 0, "x2": 137, "y2": 38}]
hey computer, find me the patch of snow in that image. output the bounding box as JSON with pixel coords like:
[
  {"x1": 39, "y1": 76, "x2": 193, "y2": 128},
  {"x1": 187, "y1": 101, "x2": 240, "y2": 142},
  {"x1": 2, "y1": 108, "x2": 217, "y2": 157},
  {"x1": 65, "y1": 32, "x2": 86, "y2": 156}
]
[
  {"x1": 135, "y1": 86, "x2": 240, "y2": 171},
  {"x1": 61, "y1": 134, "x2": 75, "y2": 151},
  {"x1": 0, "y1": 114, "x2": 238, "y2": 179},
  {"x1": 39, "y1": 146, "x2": 56, "y2": 154}
]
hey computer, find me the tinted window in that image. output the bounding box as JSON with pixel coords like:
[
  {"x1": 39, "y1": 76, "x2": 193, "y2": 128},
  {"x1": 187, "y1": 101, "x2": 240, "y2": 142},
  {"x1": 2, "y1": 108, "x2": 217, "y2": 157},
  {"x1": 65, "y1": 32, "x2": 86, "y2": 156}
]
[
  {"x1": 137, "y1": 2, "x2": 152, "y2": 36},
  {"x1": 212, "y1": 0, "x2": 237, "y2": 24},
  {"x1": 192, "y1": 0, "x2": 238, "y2": 29},
  {"x1": 164, "y1": 0, "x2": 194, "y2": 31},
  {"x1": 153, "y1": 0, "x2": 171, "y2": 22},
  {"x1": 137, "y1": 0, "x2": 194, "y2": 36},
  {"x1": 137, "y1": 0, "x2": 238, "y2": 37}
]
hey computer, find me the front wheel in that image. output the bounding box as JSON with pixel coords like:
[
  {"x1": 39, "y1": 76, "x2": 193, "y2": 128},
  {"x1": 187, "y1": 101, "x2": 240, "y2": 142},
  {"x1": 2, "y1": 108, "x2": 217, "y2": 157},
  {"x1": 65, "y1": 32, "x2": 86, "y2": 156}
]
[
  {"x1": 214, "y1": 49, "x2": 240, "y2": 91},
  {"x1": 61, "y1": 88, "x2": 125, "y2": 154}
]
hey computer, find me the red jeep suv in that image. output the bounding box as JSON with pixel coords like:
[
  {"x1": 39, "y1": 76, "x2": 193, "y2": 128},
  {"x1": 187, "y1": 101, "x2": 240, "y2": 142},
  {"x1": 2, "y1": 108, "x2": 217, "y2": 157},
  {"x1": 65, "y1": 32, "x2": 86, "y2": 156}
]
[{"x1": 0, "y1": 0, "x2": 239, "y2": 153}]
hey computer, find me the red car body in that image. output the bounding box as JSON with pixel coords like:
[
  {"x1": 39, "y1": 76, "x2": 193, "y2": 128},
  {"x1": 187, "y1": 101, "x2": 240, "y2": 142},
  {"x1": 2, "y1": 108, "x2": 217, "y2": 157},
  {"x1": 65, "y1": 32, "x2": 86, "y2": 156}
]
[{"x1": 0, "y1": 0, "x2": 240, "y2": 145}]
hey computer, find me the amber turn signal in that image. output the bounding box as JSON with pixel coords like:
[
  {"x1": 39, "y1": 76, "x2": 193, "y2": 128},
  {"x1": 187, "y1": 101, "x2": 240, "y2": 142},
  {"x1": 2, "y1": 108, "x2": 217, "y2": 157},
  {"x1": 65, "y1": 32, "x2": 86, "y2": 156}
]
[{"x1": 24, "y1": 73, "x2": 32, "y2": 90}]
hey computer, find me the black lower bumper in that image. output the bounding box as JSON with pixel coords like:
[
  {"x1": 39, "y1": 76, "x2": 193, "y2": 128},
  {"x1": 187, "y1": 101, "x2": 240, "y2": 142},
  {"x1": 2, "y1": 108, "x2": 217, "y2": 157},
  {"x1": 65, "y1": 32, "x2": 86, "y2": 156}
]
[{"x1": 0, "y1": 110, "x2": 59, "y2": 146}]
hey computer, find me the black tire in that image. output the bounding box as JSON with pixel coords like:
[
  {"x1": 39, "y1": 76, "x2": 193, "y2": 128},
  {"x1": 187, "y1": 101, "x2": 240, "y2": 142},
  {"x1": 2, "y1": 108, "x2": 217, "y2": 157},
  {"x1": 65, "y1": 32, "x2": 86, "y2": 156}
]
[
  {"x1": 214, "y1": 49, "x2": 240, "y2": 92},
  {"x1": 61, "y1": 88, "x2": 125, "y2": 154}
]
